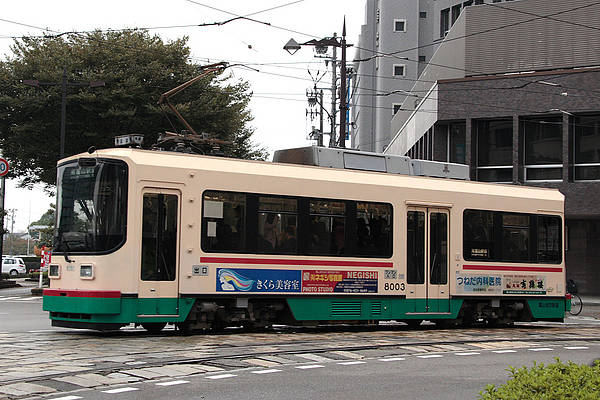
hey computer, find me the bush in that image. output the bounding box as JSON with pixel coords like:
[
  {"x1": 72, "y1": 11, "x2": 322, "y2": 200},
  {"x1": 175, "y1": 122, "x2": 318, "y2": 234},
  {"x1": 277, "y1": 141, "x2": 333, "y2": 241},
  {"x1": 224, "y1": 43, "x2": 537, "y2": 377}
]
[
  {"x1": 27, "y1": 272, "x2": 49, "y2": 285},
  {"x1": 1, "y1": 273, "x2": 9, "y2": 279},
  {"x1": 479, "y1": 359, "x2": 600, "y2": 400}
]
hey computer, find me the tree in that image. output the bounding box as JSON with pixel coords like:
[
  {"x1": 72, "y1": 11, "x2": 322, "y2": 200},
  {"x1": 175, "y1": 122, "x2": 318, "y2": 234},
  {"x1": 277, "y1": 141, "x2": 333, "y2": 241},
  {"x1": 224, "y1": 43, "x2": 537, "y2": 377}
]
[
  {"x1": 0, "y1": 30, "x2": 267, "y2": 187},
  {"x1": 29, "y1": 204, "x2": 55, "y2": 248}
]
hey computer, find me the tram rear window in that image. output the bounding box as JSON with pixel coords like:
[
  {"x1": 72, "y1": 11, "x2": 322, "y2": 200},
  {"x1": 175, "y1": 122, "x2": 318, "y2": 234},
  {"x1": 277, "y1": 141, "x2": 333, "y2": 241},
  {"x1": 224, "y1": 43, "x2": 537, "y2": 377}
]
[
  {"x1": 463, "y1": 209, "x2": 561, "y2": 264},
  {"x1": 202, "y1": 191, "x2": 392, "y2": 258}
]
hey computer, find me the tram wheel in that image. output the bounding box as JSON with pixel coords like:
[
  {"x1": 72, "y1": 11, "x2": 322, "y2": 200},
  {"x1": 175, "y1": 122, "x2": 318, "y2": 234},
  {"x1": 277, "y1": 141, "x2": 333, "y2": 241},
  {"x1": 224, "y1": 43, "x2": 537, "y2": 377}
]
[
  {"x1": 405, "y1": 319, "x2": 423, "y2": 328},
  {"x1": 142, "y1": 322, "x2": 167, "y2": 333}
]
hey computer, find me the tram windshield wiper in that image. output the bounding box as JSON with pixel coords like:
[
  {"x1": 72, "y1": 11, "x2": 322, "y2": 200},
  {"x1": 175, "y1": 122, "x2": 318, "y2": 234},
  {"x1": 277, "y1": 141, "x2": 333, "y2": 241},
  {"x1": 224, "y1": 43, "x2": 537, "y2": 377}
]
[{"x1": 55, "y1": 229, "x2": 74, "y2": 263}]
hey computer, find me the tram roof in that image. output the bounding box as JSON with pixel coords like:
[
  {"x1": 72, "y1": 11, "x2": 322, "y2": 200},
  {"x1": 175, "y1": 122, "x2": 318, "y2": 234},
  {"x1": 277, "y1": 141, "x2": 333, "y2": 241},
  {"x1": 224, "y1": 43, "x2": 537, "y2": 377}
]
[{"x1": 66, "y1": 148, "x2": 564, "y2": 204}]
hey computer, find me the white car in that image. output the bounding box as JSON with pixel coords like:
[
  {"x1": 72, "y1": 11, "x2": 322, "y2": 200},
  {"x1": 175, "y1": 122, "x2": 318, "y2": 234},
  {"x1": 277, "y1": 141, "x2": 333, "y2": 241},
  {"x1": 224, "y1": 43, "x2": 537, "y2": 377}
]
[{"x1": 2, "y1": 257, "x2": 27, "y2": 276}]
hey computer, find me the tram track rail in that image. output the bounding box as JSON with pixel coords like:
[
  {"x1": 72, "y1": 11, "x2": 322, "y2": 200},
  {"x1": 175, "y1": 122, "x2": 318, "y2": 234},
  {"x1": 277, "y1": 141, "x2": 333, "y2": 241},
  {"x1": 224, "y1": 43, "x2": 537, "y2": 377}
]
[{"x1": 2, "y1": 326, "x2": 600, "y2": 387}]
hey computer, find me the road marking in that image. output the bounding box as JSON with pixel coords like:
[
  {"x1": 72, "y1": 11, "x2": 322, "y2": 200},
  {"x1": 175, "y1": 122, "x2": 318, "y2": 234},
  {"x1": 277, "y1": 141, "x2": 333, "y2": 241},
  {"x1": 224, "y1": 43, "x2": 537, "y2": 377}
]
[
  {"x1": 205, "y1": 374, "x2": 236, "y2": 380},
  {"x1": 565, "y1": 346, "x2": 589, "y2": 350},
  {"x1": 296, "y1": 365, "x2": 325, "y2": 369},
  {"x1": 0, "y1": 297, "x2": 19, "y2": 300},
  {"x1": 102, "y1": 387, "x2": 139, "y2": 394},
  {"x1": 379, "y1": 357, "x2": 405, "y2": 362},
  {"x1": 15, "y1": 297, "x2": 39, "y2": 301},
  {"x1": 155, "y1": 380, "x2": 190, "y2": 386},
  {"x1": 417, "y1": 354, "x2": 443, "y2": 359},
  {"x1": 251, "y1": 369, "x2": 282, "y2": 374},
  {"x1": 528, "y1": 348, "x2": 553, "y2": 352},
  {"x1": 338, "y1": 361, "x2": 366, "y2": 366},
  {"x1": 50, "y1": 396, "x2": 83, "y2": 400},
  {"x1": 492, "y1": 350, "x2": 517, "y2": 354},
  {"x1": 455, "y1": 352, "x2": 481, "y2": 356},
  {"x1": 27, "y1": 330, "x2": 55, "y2": 333}
]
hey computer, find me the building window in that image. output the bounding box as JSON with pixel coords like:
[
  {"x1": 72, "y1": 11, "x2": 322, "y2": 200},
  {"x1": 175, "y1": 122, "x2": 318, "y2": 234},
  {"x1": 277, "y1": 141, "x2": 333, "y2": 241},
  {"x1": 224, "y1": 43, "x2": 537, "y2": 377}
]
[
  {"x1": 476, "y1": 119, "x2": 513, "y2": 182},
  {"x1": 463, "y1": 0, "x2": 473, "y2": 6},
  {"x1": 440, "y1": 8, "x2": 450, "y2": 38},
  {"x1": 451, "y1": 4, "x2": 461, "y2": 25},
  {"x1": 574, "y1": 114, "x2": 600, "y2": 180},
  {"x1": 419, "y1": 11, "x2": 427, "y2": 18},
  {"x1": 392, "y1": 103, "x2": 402, "y2": 115},
  {"x1": 448, "y1": 122, "x2": 466, "y2": 164},
  {"x1": 393, "y1": 64, "x2": 406, "y2": 77},
  {"x1": 394, "y1": 19, "x2": 406, "y2": 32},
  {"x1": 475, "y1": 0, "x2": 484, "y2": 4},
  {"x1": 418, "y1": 55, "x2": 426, "y2": 62},
  {"x1": 522, "y1": 117, "x2": 562, "y2": 182}
]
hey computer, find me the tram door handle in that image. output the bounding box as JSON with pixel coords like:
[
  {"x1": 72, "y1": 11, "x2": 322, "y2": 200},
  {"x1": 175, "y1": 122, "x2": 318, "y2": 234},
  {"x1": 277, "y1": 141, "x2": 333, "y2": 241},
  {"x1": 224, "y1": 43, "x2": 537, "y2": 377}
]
[{"x1": 150, "y1": 288, "x2": 156, "y2": 292}]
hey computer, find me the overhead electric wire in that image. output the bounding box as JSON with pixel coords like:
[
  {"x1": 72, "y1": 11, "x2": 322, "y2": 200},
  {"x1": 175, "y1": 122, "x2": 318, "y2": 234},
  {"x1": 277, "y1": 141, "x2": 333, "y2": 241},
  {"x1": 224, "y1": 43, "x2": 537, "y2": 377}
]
[{"x1": 3, "y1": 1, "x2": 600, "y2": 123}]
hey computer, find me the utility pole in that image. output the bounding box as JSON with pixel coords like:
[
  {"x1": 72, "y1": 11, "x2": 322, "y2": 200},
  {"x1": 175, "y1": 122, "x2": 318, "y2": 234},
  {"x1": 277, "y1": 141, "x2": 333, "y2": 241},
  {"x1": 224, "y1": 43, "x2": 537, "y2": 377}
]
[
  {"x1": 319, "y1": 90, "x2": 324, "y2": 147},
  {"x1": 339, "y1": 19, "x2": 348, "y2": 148},
  {"x1": 329, "y1": 34, "x2": 338, "y2": 148},
  {"x1": 23, "y1": 68, "x2": 105, "y2": 159},
  {"x1": 284, "y1": 20, "x2": 352, "y2": 148}
]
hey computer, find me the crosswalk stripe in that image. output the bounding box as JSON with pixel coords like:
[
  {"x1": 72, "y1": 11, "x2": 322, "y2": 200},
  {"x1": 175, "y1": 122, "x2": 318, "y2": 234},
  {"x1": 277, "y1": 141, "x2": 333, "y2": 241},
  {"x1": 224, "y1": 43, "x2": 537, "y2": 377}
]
[
  {"x1": 528, "y1": 348, "x2": 553, "y2": 352},
  {"x1": 492, "y1": 350, "x2": 517, "y2": 354},
  {"x1": 455, "y1": 352, "x2": 480, "y2": 356},
  {"x1": 205, "y1": 374, "x2": 236, "y2": 380},
  {"x1": 338, "y1": 361, "x2": 366, "y2": 366},
  {"x1": 155, "y1": 380, "x2": 189, "y2": 386},
  {"x1": 564, "y1": 346, "x2": 589, "y2": 350},
  {"x1": 379, "y1": 357, "x2": 405, "y2": 362},
  {"x1": 417, "y1": 354, "x2": 443, "y2": 359},
  {"x1": 102, "y1": 387, "x2": 139, "y2": 394},
  {"x1": 251, "y1": 369, "x2": 282, "y2": 374},
  {"x1": 296, "y1": 365, "x2": 324, "y2": 369}
]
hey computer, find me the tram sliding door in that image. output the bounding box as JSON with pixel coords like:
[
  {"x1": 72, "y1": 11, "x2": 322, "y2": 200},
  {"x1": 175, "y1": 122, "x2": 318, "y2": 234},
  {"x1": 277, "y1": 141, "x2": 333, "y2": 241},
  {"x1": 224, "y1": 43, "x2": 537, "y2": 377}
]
[
  {"x1": 406, "y1": 208, "x2": 450, "y2": 313},
  {"x1": 138, "y1": 189, "x2": 181, "y2": 317}
]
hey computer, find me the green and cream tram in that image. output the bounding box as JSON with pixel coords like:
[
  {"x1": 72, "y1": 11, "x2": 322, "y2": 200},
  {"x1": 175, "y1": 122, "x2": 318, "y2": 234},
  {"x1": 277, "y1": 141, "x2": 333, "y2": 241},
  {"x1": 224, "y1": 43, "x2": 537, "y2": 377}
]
[{"x1": 43, "y1": 148, "x2": 568, "y2": 331}]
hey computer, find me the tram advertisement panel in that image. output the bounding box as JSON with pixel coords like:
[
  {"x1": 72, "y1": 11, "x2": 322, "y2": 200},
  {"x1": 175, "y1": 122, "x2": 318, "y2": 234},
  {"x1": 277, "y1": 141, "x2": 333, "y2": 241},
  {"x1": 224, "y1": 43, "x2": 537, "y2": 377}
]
[
  {"x1": 456, "y1": 274, "x2": 547, "y2": 295},
  {"x1": 301, "y1": 270, "x2": 378, "y2": 294},
  {"x1": 217, "y1": 268, "x2": 301, "y2": 292},
  {"x1": 216, "y1": 268, "x2": 378, "y2": 293}
]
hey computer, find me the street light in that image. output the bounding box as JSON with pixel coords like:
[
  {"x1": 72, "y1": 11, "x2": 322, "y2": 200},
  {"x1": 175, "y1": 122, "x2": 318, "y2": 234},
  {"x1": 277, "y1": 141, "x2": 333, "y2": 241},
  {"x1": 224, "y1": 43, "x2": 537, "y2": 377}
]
[{"x1": 284, "y1": 18, "x2": 352, "y2": 148}]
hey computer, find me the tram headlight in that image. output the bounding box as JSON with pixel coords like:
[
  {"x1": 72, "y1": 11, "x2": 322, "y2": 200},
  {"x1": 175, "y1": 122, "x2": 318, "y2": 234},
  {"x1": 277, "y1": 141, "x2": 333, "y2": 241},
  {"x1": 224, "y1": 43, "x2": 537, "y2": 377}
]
[
  {"x1": 80, "y1": 265, "x2": 94, "y2": 279},
  {"x1": 49, "y1": 264, "x2": 60, "y2": 279}
]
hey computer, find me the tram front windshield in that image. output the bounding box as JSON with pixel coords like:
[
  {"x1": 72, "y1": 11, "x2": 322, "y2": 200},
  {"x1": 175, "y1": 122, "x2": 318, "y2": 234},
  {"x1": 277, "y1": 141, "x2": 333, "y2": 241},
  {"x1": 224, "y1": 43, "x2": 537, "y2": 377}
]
[{"x1": 54, "y1": 159, "x2": 128, "y2": 254}]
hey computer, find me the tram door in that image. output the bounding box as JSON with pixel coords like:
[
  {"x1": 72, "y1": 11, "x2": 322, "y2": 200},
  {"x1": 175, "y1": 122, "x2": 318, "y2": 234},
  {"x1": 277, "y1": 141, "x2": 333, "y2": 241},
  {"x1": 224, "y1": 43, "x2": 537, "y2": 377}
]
[
  {"x1": 406, "y1": 208, "x2": 450, "y2": 313},
  {"x1": 138, "y1": 189, "x2": 181, "y2": 316}
]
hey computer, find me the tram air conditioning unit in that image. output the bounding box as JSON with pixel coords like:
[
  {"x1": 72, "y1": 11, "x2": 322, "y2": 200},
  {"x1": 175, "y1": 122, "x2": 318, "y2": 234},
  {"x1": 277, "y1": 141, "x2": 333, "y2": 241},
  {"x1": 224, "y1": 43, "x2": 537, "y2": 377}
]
[{"x1": 272, "y1": 146, "x2": 469, "y2": 180}]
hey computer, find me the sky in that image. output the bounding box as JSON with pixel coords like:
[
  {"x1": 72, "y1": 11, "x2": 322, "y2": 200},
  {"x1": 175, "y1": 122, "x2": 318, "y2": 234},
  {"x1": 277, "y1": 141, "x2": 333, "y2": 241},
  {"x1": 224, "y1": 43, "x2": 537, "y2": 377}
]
[{"x1": 0, "y1": 0, "x2": 367, "y2": 233}]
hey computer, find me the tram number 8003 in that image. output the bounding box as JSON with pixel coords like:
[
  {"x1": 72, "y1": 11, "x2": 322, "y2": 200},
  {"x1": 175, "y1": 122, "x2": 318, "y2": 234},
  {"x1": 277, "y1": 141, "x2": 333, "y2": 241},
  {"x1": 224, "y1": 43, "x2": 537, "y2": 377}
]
[{"x1": 384, "y1": 282, "x2": 405, "y2": 291}]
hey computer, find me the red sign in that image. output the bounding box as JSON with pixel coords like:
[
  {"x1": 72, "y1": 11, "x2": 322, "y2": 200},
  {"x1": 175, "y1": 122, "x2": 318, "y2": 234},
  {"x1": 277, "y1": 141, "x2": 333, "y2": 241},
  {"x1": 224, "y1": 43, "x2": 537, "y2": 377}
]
[{"x1": 0, "y1": 158, "x2": 8, "y2": 177}]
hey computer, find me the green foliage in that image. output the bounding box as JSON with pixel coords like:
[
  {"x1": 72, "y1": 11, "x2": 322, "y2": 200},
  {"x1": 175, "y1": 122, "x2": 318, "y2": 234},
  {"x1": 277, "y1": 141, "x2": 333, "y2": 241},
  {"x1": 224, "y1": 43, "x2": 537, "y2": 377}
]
[
  {"x1": 479, "y1": 359, "x2": 600, "y2": 400},
  {"x1": 0, "y1": 30, "x2": 267, "y2": 187},
  {"x1": 29, "y1": 204, "x2": 55, "y2": 247}
]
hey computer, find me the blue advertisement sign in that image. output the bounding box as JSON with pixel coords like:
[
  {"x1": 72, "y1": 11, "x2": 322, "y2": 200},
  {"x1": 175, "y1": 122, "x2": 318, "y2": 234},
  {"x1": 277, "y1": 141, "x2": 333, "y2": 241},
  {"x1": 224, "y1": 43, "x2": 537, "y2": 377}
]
[{"x1": 216, "y1": 268, "x2": 302, "y2": 293}]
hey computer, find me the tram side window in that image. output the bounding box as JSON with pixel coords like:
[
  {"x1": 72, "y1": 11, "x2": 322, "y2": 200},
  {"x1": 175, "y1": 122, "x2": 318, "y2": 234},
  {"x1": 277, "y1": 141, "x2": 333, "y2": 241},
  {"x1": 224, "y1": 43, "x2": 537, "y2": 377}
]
[
  {"x1": 202, "y1": 191, "x2": 246, "y2": 252},
  {"x1": 537, "y1": 216, "x2": 561, "y2": 263},
  {"x1": 356, "y1": 202, "x2": 392, "y2": 257},
  {"x1": 463, "y1": 209, "x2": 562, "y2": 264},
  {"x1": 309, "y1": 200, "x2": 346, "y2": 256},
  {"x1": 258, "y1": 196, "x2": 298, "y2": 254},
  {"x1": 502, "y1": 214, "x2": 530, "y2": 262},
  {"x1": 463, "y1": 210, "x2": 495, "y2": 260},
  {"x1": 141, "y1": 193, "x2": 178, "y2": 281}
]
